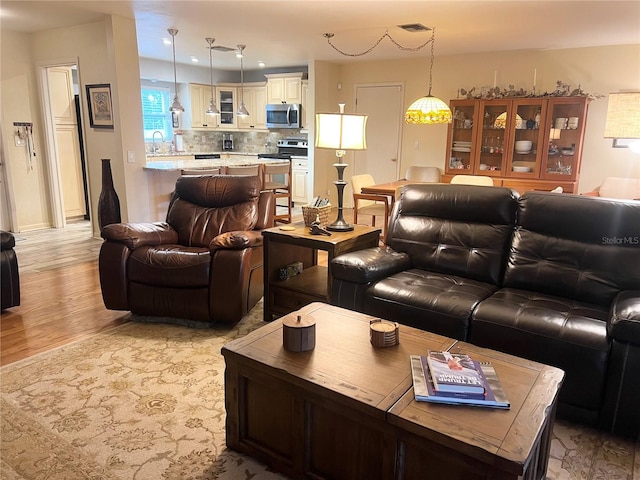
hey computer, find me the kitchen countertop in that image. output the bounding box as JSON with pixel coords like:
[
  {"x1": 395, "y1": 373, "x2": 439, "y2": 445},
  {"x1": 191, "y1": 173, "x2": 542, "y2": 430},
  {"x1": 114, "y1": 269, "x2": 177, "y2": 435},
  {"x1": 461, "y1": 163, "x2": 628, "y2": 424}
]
[{"x1": 144, "y1": 152, "x2": 287, "y2": 172}]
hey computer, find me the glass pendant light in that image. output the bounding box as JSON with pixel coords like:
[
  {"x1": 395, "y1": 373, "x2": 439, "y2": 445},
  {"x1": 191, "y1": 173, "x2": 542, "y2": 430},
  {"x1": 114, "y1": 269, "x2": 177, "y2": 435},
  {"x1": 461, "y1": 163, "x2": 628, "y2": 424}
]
[
  {"x1": 236, "y1": 45, "x2": 249, "y2": 117},
  {"x1": 167, "y1": 28, "x2": 185, "y2": 113},
  {"x1": 405, "y1": 28, "x2": 451, "y2": 125},
  {"x1": 205, "y1": 37, "x2": 220, "y2": 116}
]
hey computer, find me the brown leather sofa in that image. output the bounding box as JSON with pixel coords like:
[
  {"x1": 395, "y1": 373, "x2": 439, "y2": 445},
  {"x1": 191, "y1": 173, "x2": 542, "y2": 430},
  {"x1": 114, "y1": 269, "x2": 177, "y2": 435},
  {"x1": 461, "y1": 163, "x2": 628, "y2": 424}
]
[
  {"x1": 99, "y1": 175, "x2": 274, "y2": 325},
  {"x1": 1, "y1": 230, "x2": 20, "y2": 310},
  {"x1": 330, "y1": 184, "x2": 640, "y2": 438}
]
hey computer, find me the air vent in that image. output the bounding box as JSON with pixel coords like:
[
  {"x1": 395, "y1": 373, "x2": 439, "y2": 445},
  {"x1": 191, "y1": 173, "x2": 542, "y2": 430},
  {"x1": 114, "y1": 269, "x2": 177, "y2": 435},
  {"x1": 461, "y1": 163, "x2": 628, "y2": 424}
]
[
  {"x1": 398, "y1": 24, "x2": 431, "y2": 33},
  {"x1": 211, "y1": 45, "x2": 236, "y2": 52}
]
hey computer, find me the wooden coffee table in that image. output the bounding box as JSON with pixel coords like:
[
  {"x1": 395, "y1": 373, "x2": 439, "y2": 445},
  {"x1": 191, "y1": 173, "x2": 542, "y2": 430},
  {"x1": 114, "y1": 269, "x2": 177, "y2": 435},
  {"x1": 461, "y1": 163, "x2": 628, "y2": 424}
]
[{"x1": 222, "y1": 302, "x2": 564, "y2": 480}]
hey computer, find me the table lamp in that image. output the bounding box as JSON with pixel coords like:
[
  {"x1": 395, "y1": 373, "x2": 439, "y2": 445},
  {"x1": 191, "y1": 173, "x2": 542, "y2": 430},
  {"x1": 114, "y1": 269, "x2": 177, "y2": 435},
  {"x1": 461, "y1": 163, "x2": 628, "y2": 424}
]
[{"x1": 315, "y1": 103, "x2": 368, "y2": 231}]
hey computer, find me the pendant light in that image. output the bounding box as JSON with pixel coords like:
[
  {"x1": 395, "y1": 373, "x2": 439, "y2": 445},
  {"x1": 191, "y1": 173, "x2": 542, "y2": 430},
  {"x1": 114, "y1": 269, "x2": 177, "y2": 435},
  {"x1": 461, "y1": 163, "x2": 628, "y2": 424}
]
[
  {"x1": 405, "y1": 28, "x2": 452, "y2": 125},
  {"x1": 205, "y1": 37, "x2": 220, "y2": 116},
  {"x1": 167, "y1": 28, "x2": 185, "y2": 113},
  {"x1": 236, "y1": 44, "x2": 249, "y2": 117}
]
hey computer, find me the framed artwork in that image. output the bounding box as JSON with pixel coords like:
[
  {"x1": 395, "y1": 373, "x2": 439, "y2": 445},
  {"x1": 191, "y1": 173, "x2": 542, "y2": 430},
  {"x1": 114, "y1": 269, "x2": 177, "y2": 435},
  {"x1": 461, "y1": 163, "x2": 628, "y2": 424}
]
[{"x1": 86, "y1": 84, "x2": 114, "y2": 128}]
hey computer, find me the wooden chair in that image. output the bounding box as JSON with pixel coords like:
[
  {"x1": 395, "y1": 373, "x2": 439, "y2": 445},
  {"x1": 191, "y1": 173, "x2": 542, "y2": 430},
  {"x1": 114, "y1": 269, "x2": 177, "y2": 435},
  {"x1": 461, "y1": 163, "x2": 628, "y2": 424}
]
[
  {"x1": 262, "y1": 162, "x2": 292, "y2": 224},
  {"x1": 350, "y1": 174, "x2": 390, "y2": 236},
  {"x1": 450, "y1": 175, "x2": 494, "y2": 186},
  {"x1": 403, "y1": 166, "x2": 442, "y2": 183}
]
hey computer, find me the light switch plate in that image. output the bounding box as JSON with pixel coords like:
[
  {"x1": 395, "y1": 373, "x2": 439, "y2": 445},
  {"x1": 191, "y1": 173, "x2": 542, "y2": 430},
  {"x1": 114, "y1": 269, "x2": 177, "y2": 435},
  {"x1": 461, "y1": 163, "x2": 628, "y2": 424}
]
[
  {"x1": 14, "y1": 134, "x2": 25, "y2": 147},
  {"x1": 127, "y1": 150, "x2": 135, "y2": 163}
]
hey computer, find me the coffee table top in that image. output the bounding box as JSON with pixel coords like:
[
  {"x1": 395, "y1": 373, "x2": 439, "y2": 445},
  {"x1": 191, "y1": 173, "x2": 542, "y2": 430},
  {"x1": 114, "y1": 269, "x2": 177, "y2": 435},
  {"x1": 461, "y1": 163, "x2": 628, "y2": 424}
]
[{"x1": 222, "y1": 302, "x2": 564, "y2": 474}]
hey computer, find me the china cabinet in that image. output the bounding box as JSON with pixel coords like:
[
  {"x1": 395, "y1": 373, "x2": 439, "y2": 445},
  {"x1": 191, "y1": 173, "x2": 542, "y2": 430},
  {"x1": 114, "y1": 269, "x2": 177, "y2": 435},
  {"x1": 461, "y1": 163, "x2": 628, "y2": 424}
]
[{"x1": 444, "y1": 97, "x2": 589, "y2": 193}]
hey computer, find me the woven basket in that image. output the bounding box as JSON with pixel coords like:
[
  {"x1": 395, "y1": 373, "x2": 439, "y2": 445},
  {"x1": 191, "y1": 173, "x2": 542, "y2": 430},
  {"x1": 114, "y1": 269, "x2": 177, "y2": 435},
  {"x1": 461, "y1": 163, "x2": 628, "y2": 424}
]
[{"x1": 301, "y1": 204, "x2": 331, "y2": 227}]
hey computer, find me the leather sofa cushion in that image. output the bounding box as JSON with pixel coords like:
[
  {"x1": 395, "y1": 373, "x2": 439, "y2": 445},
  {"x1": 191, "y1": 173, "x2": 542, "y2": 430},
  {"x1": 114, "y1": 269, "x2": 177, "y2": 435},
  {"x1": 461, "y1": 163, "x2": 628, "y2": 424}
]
[
  {"x1": 386, "y1": 185, "x2": 518, "y2": 285},
  {"x1": 129, "y1": 245, "x2": 210, "y2": 287},
  {"x1": 505, "y1": 193, "x2": 640, "y2": 307},
  {"x1": 364, "y1": 268, "x2": 499, "y2": 340},
  {"x1": 470, "y1": 288, "x2": 610, "y2": 412}
]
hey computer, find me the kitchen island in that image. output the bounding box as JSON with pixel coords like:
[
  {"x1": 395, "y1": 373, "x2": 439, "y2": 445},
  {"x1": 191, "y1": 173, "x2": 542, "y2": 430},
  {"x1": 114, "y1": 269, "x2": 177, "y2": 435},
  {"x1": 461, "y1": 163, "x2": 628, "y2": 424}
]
[{"x1": 144, "y1": 152, "x2": 284, "y2": 220}]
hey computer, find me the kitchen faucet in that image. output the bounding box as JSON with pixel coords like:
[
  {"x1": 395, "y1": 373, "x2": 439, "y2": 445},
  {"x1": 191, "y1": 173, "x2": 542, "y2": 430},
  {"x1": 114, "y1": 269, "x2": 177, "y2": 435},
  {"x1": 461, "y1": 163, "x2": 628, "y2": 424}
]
[{"x1": 152, "y1": 130, "x2": 164, "y2": 153}]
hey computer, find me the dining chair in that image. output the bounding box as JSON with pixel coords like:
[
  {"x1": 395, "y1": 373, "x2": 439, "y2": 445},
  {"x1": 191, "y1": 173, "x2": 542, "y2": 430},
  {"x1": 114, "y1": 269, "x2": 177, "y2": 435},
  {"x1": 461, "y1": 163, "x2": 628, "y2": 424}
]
[
  {"x1": 350, "y1": 174, "x2": 391, "y2": 236},
  {"x1": 404, "y1": 166, "x2": 442, "y2": 183},
  {"x1": 262, "y1": 161, "x2": 292, "y2": 224},
  {"x1": 225, "y1": 164, "x2": 262, "y2": 177},
  {"x1": 450, "y1": 175, "x2": 494, "y2": 186}
]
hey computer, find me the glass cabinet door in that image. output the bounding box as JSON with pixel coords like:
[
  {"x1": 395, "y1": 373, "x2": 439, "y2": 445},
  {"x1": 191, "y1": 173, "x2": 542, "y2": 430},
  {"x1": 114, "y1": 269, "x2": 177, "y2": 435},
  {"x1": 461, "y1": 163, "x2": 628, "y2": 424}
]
[
  {"x1": 445, "y1": 100, "x2": 479, "y2": 175},
  {"x1": 505, "y1": 98, "x2": 547, "y2": 177},
  {"x1": 218, "y1": 87, "x2": 237, "y2": 127},
  {"x1": 541, "y1": 97, "x2": 589, "y2": 181},
  {"x1": 475, "y1": 99, "x2": 511, "y2": 176}
]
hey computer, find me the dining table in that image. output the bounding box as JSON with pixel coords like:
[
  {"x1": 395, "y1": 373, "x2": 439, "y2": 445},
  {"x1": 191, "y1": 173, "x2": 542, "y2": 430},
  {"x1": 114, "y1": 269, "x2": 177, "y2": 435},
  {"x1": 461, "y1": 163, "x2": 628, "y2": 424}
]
[{"x1": 360, "y1": 180, "x2": 441, "y2": 204}]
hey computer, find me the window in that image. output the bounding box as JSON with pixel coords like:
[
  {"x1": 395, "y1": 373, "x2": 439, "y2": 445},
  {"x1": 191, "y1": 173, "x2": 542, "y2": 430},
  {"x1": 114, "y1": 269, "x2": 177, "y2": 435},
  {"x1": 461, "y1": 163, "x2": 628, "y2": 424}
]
[{"x1": 141, "y1": 86, "x2": 172, "y2": 141}]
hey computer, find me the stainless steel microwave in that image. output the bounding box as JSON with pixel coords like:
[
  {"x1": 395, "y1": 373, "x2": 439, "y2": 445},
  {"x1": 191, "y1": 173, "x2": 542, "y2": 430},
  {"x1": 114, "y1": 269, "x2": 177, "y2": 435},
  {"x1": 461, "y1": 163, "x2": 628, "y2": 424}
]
[{"x1": 266, "y1": 103, "x2": 302, "y2": 129}]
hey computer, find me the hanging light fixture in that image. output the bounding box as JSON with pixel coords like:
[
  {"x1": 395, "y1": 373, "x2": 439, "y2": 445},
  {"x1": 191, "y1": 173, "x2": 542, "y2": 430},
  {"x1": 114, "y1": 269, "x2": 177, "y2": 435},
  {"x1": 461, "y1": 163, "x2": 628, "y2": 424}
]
[
  {"x1": 405, "y1": 28, "x2": 452, "y2": 125},
  {"x1": 204, "y1": 37, "x2": 220, "y2": 117},
  {"x1": 167, "y1": 28, "x2": 184, "y2": 113},
  {"x1": 236, "y1": 44, "x2": 249, "y2": 117}
]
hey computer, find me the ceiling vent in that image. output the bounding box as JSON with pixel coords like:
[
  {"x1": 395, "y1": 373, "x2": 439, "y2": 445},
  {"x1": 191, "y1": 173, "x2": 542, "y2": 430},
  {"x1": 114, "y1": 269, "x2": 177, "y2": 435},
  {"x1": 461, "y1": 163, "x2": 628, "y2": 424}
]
[
  {"x1": 398, "y1": 24, "x2": 431, "y2": 33},
  {"x1": 211, "y1": 45, "x2": 236, "y2": 52}
]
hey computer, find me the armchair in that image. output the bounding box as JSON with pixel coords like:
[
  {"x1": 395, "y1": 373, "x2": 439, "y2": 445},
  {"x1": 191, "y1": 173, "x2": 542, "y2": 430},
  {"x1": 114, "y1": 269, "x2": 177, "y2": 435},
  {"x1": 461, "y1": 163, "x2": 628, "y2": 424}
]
[{"x1": 99, "y1": 175, "x2": 274, "y2": 325}]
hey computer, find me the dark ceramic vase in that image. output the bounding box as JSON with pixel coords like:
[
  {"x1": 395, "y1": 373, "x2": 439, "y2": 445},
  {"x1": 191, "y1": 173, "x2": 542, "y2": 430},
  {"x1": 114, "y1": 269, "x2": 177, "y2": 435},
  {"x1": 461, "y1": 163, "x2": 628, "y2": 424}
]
[{"x1": 98, "y1": 158, "x2": 121, "y2": 230}]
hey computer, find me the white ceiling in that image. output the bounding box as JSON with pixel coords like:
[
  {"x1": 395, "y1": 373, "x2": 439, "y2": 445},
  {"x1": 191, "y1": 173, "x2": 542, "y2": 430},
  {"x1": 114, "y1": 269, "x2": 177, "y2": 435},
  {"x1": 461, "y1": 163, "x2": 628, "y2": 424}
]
[{"x1": 2, "y1": 0, "x2": 639, "y2": 71}]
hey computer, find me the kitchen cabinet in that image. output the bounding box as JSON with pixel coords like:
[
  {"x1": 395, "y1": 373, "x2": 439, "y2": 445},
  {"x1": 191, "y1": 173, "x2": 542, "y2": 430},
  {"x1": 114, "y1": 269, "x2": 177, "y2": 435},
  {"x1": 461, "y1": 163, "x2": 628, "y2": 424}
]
[
  {"x1": 217, "y1": 85, "x2": 237, "y2": 128},
  {"x1": 291, "y1": 157, "x2": 311, "y2": 205},
  {"x1": 265, "y1": 72, "x2": 304, "y2": 104},
  {"x1": 237, "y1": 83, "x2": 267, "y2": 129},
  {"x1": 444, "y1": 96, "x2": 589, "y2": 193},
  {"x1": 189, "y1": 83, "x2": 219, "y2": 129},
  {"x1": 301, "y1": 79, "x2": 310, "y2": 128}
]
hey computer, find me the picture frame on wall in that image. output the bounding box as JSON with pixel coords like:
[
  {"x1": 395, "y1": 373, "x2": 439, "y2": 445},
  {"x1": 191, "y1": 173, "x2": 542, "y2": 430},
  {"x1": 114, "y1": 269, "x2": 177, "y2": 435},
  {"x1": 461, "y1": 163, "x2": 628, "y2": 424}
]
[{"x1": 86, "y1": 84, "x2": 114, "y2": 129}]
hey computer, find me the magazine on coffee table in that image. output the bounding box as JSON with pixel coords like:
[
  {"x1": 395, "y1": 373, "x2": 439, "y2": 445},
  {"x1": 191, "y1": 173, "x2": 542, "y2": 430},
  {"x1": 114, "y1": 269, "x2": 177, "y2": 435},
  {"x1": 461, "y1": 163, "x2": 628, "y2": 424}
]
[{"x1": 410, "y1": 355, "x2": 510, "y2": 409}]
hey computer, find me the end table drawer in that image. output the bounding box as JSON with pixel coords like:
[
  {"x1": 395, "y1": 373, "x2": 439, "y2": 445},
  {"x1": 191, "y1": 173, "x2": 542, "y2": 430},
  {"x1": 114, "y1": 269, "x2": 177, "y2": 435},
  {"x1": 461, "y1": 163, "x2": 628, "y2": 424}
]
[{"x1": 271, "y1": 286, "x2": 324, "y2": 312}]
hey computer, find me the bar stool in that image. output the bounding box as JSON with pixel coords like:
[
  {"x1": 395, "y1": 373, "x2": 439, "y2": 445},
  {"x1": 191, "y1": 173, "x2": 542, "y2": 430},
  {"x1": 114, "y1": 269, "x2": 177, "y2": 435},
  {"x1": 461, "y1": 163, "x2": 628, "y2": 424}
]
[
  {"x1": 225, "y1": 165, "x2": 261, "y2": 177},
  {"x1": 262, "y1": 162, "x2": 292, "y2": 224},
  {"x1": 180, "y1": 167, "x2": 221, "y2": 176}
]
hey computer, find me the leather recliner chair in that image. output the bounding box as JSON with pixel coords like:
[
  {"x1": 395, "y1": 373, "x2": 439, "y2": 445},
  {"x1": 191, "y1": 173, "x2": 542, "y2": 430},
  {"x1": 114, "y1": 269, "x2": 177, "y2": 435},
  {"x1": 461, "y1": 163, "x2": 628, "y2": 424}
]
[
  {"x1": 1, "y1": 230, "x2": 20, "y2": 310},
  {"x1": 99, "y1": 174, "x2": 274, "y2": 325}
]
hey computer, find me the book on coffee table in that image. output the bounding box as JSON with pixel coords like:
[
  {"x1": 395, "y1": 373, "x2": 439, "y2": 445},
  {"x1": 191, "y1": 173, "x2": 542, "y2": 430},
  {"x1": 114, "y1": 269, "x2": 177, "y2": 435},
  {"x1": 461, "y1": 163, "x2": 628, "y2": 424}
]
[
  {"x1": 425, "y1": 350, "x2": 485, "y2": 394},
  {"x1": 410, "y1": 355, "x2": 510, "y2": 409}
]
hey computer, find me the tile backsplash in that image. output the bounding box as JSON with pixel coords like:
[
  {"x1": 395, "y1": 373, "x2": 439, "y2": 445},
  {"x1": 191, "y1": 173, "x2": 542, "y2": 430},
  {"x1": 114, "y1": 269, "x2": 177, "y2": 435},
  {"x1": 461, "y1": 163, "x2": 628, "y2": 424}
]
[{"x1": 145, "y1": 129, "x2": 308, "y2": 154}]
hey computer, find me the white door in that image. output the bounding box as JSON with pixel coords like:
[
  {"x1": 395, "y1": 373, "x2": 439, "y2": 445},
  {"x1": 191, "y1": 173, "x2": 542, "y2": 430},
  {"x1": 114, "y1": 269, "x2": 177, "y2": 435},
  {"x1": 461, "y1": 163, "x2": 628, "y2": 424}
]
[{"x1": 353, "y1": 84, "x2": 404, "y2": 186}]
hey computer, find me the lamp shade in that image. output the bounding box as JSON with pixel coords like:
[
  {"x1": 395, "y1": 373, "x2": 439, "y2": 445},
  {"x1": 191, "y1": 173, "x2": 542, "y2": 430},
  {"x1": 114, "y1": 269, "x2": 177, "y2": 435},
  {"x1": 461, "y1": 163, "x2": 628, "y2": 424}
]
[
  {"x1": 604, "y1": 92, "x2": 640, "y2": 138},
  {"x1": 405, "y1": 95, "x2": 452, "y2": 125},
  {"x1": 315, "y1": 111, "x2": 367, "y2": 151}
]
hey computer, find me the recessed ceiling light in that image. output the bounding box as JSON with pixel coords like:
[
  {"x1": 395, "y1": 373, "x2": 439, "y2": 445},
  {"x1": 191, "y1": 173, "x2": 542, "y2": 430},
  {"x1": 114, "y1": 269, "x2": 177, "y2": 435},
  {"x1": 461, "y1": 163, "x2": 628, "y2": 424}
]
[
  {"x1": 191, "y1": 56, "x2": 199, "y2": 63},
  {"x1": 258, "y1": 61, "x2": 265, "y2": 68},
  {"x1": 162, "y1": 37, "x2": 172, "y2": 46}
]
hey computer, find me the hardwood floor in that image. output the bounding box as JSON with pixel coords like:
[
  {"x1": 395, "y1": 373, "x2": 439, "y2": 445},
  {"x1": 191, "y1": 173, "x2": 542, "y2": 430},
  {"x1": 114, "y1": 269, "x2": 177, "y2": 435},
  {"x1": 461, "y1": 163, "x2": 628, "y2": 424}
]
[{"x1": 0, "y1": 209, "x2": 366, "y2": 366}]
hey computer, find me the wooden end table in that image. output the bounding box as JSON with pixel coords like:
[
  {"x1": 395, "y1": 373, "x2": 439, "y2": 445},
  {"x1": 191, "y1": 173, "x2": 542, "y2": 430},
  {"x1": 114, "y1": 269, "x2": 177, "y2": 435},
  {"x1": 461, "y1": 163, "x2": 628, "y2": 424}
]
[{"x1": 262, "y1": 223, "x2": 380, "y2": 321}]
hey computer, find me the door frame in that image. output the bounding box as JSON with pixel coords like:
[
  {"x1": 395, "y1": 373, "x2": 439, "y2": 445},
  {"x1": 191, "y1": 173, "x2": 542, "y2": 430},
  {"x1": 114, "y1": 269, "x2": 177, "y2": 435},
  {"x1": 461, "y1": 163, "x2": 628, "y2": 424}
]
[{"x1": 37, "y1": 57, "x2": 89, "y2": 229}]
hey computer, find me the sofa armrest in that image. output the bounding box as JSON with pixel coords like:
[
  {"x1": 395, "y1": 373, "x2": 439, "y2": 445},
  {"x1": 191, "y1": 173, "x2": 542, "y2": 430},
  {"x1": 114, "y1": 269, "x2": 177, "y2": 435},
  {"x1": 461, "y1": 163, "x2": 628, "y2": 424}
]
[
  {"x1": 607, "y1": 290, "x2": 640, "y2": 345},
  {"x1": 331, "y1": 247, "x2": 411, "y2": 284},
  {"x1": 210, "y1": 230, "x2": 263, "y2": 251},
  {"x1": 101, "y1": 222, "x2": 178, "y2": 250}
]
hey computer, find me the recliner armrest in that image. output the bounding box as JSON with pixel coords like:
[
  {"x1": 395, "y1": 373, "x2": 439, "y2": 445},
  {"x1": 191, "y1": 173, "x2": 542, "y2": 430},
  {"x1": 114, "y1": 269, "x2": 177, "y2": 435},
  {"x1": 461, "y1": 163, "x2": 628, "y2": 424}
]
[
  {"x1": 101, "y1": 222, "x2": 178, "y2": 250},
  {"x1": 331, "y1": 247, "x2": 411, "y2": 284},
  {"x1": 210, "y1": 230, "x2": 263, "y2": 251},
  {"x1": 608, "y1": 290, "x2": 640, "y2": 346}
]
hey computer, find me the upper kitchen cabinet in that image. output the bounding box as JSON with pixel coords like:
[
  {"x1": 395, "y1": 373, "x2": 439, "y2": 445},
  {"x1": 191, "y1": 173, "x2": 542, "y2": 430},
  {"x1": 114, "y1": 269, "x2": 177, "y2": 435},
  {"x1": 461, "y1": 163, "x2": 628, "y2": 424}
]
[
  {"x1": 265, "y1": 72, "x2": 304, "y2": 104},
  {"x1": 301, "y1": 79, "x2": 310, "y2": 129},
  {"x1": 237, "y1": 83, "x2": 267, "y2": 129},
  {"x1": 190, "y1": 83, "x2": 219, "y2": 129},
  {"x1": 217, "y1": 84, "x2": 238, "y2": 129}
]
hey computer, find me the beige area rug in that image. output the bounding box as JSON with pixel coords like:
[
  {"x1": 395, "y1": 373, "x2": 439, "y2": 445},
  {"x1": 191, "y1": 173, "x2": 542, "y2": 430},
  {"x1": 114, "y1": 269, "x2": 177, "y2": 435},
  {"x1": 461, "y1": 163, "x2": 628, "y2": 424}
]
[{"x1": 1, "y1": 300, "x2": 638, "y2": 480}]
